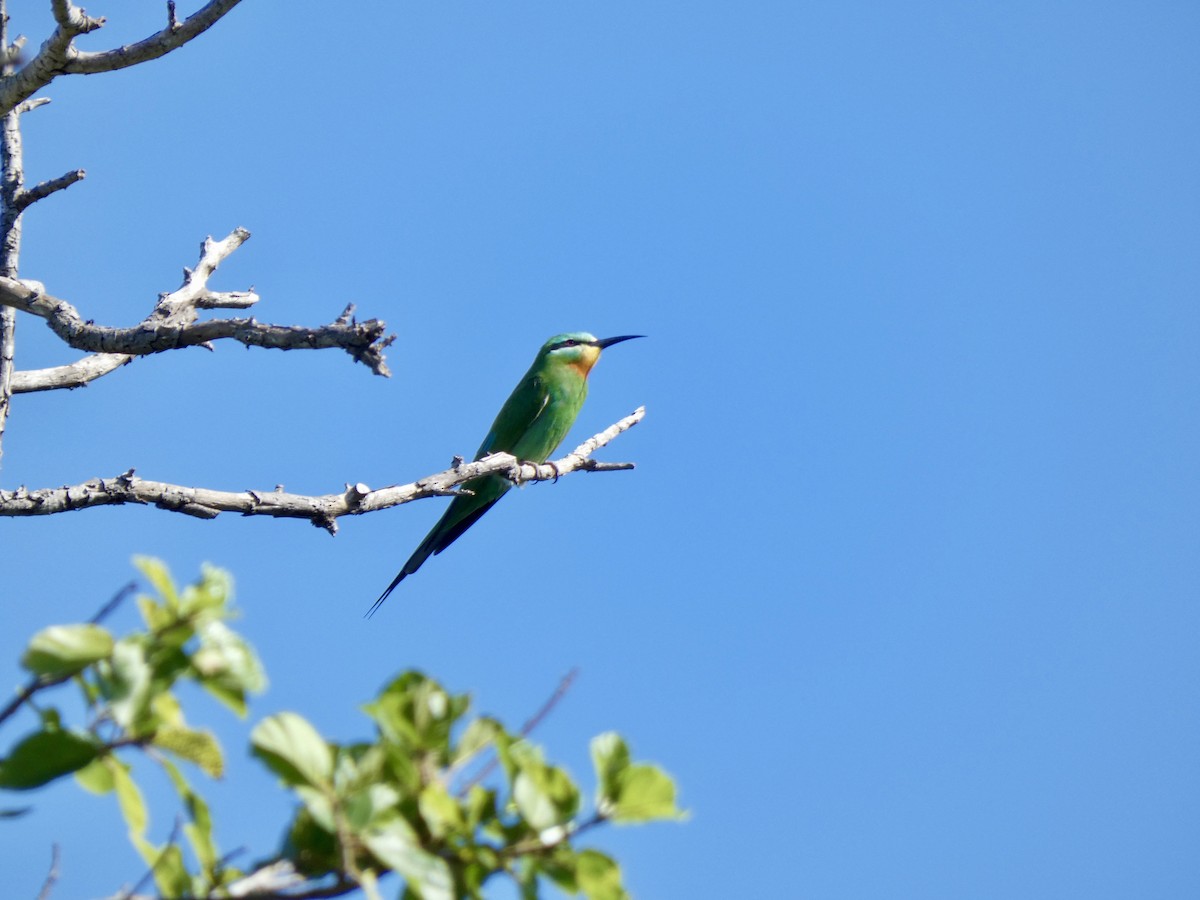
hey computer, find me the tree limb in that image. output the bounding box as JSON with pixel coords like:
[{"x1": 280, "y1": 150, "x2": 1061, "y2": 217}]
[
  {"x1": 11, "y1": 350, "x2": 131, "y2": 392},
  {"x1": 0, "y1": 1, "x2": 244, "y2": 116},
  {"x1": 0, "y1": 407, "x2": 646, "y2": 533},
  {"x1": 0, "y1": 228, "x2": 393, "y2": 376},
  {"x1": 15, "y1": 166, "x2": 85, "y2": 211}
]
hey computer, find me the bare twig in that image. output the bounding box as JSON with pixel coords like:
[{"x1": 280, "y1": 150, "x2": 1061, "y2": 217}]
[
  {"x1": 0, "y1": 407, "x2": 646, "y2": 532},
  {"x1": 0, "y1": 582, "x2": 135, "y2": 729},
  {"x1": 0, "y1": 229, "x2": 393, "y2": 377},
  {"x1": 518, "y1": 668, "x2": 580, "y2": 738},
  {"x1": 456, "y1": 668, "x2": 581, "y2": 797},
  {"x1": 115, "y1": 815, "x2": 184, "y2": 900},
  {"x1": 35, "y1": 844, "x2": 61, "y2": 900}
]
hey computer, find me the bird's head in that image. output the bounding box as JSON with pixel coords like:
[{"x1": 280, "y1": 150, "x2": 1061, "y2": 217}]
[{"x1": 539, "y1": 332, "x2": 644, "y2": 377}]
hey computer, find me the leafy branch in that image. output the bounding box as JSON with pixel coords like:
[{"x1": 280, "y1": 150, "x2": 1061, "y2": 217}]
[{"x1": 0, "y1": 562, "x2": 683, "y2": 899}]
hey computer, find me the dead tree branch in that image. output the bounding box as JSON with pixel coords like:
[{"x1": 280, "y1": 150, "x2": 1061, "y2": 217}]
[
  {"x1": 0, "y1": 228, "x2": 393, "y2": 378},
  {"x1": 11, "y1": 351, "x2": 130, "y2": 392},
  {"x1": 0, "y1": 407, "x2": 646, "y2": 533},
  {"x1": 15, "y1": 166, "x2": 85, "y2": 211},
  {"x1": 0, "y1": 0, "x2": 244, "y2": 116}
]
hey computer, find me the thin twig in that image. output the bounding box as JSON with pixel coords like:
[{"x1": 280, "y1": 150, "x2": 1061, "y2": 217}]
[
  {"x1": 90, "y1": 581, "x2": 136, "y2": 624},
  {"x1": 116, "y1": 815, "x2": 184, "y2": 900},
  {"x1": 457, "y1": 668, "x2": 581, "y2": 796},
  {"x1": 35, "y1": 844, "x2": 61, "y2": 900},
  {"x1": 0, "y1": 583, "x2": 135, "y2": 728},
  {"x1": 519, "y1": 668, "x2": 580, "y2": 739}
]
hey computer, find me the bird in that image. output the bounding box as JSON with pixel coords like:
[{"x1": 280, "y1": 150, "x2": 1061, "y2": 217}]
[{"x1": 367, "y1": 332, "x2": 643, "y2": 616}]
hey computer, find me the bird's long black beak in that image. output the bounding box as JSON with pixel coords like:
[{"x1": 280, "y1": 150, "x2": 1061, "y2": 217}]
[{"x1": 594, "y1": 334, "x2": 645, "y2": 349}]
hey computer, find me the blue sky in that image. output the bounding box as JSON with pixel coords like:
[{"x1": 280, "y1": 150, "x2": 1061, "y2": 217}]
[{"x1": 4, "y1": 1, "x2": 1199, "y2": 897}]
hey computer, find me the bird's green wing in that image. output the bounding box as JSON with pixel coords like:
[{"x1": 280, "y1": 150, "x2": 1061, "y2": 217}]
[{"x1": 475, "y1": 372, "x2": 551, "y2": 458}]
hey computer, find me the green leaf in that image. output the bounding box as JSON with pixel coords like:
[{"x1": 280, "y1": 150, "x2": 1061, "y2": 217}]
[
  {"x1": 361, "y1": 816, "x2": 454, "y2": 900},
  {"x1": 74, "y1": 756, "x2": 116, "y2": 794},
  {"x1": 149, "y1": 843, "x2": 192, "y2": 898},
  {"x1": 154, "y1": 725, "x2": 224, "y2": 778},
  {"x1": 251, "y1": 712, "x2": 333, "y2": 789},
  {"x1": 0, "y1": 728, "x2": 101, "y2": 789},
  {"x1": 577, "y1": 849, "x2": 628, "y2": 900},
  {"x1": 161, "y1": 758, "x2": 218, "y2": 875},
  {"x1": 363, "y1": 671, "x2": 467, "y2": 760},
  {"x1": 179, "y1": 563, "x2": 234, "y2": 618},
  {"x1": 609, "y1": 763, "x2": 685, "y2": 823},
  {"x1": 464, "y1": 785, "x2": 497, "y2": 831},
  {"x1": 193, "y1": 621, "x2": 266, "y2": 717},
  {"x1": 454, "y1": 716, "x2": 500, "y2": 764},
  {"x1": 540, "y1": 845, "x2": 581, "y2": 893},
  {"x1": 0, "y1": 806, "x2": 32, "y2": 818},
  {"x1": 418, "y1": 781, "x2": 464, "y2": 839},
  {"x1": 151, "y1": 691, "x2": 184, "y2": 728},
  {"x1": 100, "y1": 638, "x2": 154, "y2": 732},
  {"x1": 134, "y1": 555, "x2": 180, "y2": 609},
  {"x1": 285, "y1": 807, "x2": 342, "y2": 876},
  {"x1": 136, "y1": 594, "x2": 169, "y2": 631},
  {"x1": 345, "y1": 782, "x2": 401, "y2": 832},
  {"x1": 294, "y1": 785, "x2": 336, "y2": 832},
  {"x1": 590, "y1": 732, "x2": 631, "y2": 808},
  {"x1": 508, "y1": 741, "x2": 580, "y2": 833},
  {"x1": 20, "y1": 624, "x2": 113, "y2": 678},
  {"x1": 513, "y1": 768, "x2": 580, "y2": 833},
  {"x1": 107, "y1": 757, "x2": 150, "y2": 851}
]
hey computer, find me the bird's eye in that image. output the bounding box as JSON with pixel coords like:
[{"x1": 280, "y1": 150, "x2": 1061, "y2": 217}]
[{"x1": 562, "y1": 339, "x2": 578, "y2": 347}]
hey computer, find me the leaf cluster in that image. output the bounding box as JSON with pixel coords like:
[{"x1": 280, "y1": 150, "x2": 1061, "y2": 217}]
[
  {"x1": 1, "y1": 561, "x2": 682, "y2": 899},
  {"x1": 1, "y1": 557, "x2": 264, "y2": 895}
]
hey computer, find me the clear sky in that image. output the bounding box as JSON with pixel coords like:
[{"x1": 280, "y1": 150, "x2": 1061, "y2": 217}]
[{"x1": 4, "y1": 2, "x2": 1199, "y2": 897}]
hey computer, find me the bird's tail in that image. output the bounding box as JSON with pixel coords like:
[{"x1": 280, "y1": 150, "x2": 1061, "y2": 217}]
[{"x1": 364, "y1": 537, "x2": 439, "y2": 618}]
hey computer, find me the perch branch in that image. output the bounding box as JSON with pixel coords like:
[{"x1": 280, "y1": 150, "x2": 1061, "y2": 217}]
[
  {"x1": 0, "y1": 228, "x2": 393, "y2": 376},
  {"x1": 0, "y1": 407, "x2": 646, "y2": 533},
  {"x1": 0, "y1": 0, "x2": 244, "y2": 115}
]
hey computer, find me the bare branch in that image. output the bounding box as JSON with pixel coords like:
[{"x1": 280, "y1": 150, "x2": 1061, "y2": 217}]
[
  {"x1": 0, "y1": 1, "x2": 243, "y2": 115},
  {"x1": 14, "y1": 166, "x2": 84, "y2": 210},
  {"x1": 0, "y1": 407, "x2": 647, "y2": 531},
  {"x1": 65, "y1": 0, "x2": 242, "y2": 75},
  {"x1": 0, "y1": 229, "x2": 393, "y2": 376},
  {"x1": 0, "y1": 2, "x2": 104, "y2": 114},
  {"x1": 11, "y1": 351, "x2": 131, "y2": 392},
  {"x1": 454, "y1": 668, "x2": 581, "y2": 796}
]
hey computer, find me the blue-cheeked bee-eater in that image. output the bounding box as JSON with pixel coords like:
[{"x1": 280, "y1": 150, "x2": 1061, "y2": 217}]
[{"x1": 368, "y1": 332, "x2": 643, "y2": 615}]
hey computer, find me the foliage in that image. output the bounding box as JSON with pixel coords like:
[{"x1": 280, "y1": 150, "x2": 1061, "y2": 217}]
[{"x1": 0, "y1": 561, "x2": 682, "y2": 898}]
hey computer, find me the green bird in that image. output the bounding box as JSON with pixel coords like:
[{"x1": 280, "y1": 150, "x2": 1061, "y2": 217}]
[{"x1": 368, "y1": 332, "x2": 643, "y2": 615}]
